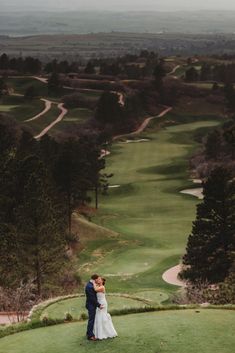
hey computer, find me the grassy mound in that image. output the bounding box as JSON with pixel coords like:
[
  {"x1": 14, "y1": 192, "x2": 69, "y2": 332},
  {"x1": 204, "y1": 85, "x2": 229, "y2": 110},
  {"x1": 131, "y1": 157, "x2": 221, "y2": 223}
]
[
  {"x1": 39, "y1": 295, "x2": 152, "y2": 321},
  {"x1": 0, "y1": 309, "x2": 234, "y2": 353}
]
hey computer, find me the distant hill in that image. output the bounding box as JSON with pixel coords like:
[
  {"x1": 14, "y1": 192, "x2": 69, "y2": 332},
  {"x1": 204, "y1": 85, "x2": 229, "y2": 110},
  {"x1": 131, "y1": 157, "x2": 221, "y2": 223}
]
[{"x1": 1, "y1": 10, "x2": 235, "y2": 36}]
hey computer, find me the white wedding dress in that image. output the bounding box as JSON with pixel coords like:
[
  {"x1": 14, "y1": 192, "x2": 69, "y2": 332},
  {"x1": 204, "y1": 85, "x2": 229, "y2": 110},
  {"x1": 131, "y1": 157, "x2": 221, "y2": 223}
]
[{"x1": 94, "y1": 292, "x2": 118, "y2": 340}]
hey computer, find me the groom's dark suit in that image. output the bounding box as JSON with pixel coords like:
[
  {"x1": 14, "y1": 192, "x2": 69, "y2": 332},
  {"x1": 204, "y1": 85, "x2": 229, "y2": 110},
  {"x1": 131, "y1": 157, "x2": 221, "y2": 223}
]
[{"x1": 85, "y1": 281, "x2": 101, "y2": 339}]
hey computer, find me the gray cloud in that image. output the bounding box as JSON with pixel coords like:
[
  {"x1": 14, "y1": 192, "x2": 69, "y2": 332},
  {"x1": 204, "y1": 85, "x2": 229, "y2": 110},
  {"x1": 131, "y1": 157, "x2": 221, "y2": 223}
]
[{"x1": 1, "y1": 0, "x2": 235, "y2": 11}]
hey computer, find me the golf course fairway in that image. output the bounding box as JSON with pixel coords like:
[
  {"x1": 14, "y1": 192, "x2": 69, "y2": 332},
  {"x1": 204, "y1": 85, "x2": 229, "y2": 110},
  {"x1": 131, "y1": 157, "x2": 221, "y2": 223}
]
[{"x1": 76, "y1": 114, "x2": 221, "y2": 295}]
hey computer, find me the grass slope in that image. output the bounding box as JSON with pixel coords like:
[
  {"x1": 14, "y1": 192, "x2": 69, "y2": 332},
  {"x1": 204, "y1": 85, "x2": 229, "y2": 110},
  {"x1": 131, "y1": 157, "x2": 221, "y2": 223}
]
[
  {"x1": 41, "y1": 295, "x2": 151, "y2": 321},
  {"x1": 76, "y1": 105, "x2": 222, "y2": 295},
  {"x1": 0, "y1": 95, "x2": 45, "y2": 122},
  {"x1": 0, "y1": 310, "x2": 234, "y2": 353}
]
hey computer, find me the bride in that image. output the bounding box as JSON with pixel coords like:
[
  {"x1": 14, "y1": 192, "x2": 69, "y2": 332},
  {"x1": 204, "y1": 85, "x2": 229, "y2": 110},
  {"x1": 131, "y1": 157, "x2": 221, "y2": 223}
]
[{"x1": 93, "y1": 277, "x2": 118, "y2": 340}]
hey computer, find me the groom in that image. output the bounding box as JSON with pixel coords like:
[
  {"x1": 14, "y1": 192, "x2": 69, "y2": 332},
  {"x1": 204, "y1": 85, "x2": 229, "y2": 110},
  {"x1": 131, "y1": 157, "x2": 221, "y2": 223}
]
[{"x1": 85, "y1": 274, "x2": 103, "y2": 341}]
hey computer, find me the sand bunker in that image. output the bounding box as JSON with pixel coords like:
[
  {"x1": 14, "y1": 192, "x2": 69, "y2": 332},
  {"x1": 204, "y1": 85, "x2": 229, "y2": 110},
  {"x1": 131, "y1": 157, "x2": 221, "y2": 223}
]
[
  {"x1": 180, "y1": 188, "x2": 203, "y2": 199},
  {"x1": 162, "y1": 265, "x2": 186, "y2": 287}
]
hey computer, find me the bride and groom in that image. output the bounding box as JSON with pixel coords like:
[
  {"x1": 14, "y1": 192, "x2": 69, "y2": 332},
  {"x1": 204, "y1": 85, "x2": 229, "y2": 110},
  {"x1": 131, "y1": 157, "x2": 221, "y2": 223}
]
[{"x1": 85, "y1": 274, "x2": 118, "y2": 341}]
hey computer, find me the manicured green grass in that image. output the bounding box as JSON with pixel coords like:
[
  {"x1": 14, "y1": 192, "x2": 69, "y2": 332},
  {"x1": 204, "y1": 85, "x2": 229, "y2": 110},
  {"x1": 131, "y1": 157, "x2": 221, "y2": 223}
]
[
  {"x1": 173, "y1": 65, "x2": 187, "y2": 77},
  {"x1": 79, "y1": 90, "x2": 101, "y2": 101},
  {"x1": 40, "y1": 295, "x2": 152, "y2": 321},
  {"x1": 25, "y1": 104, "x2": 60, "y2": 135},
  {"x1": 50, "y1": 107, "x2": 93, "y2": 136},
  {"x1": 0, "y1": 310, "x2": 234, "y2": 353},
  {"x1": 0, "y1": 95, "x2": 45, "y2": 122},
  {"x1": 7, "y1": 77, "x2": 48, "y2": 97},
  {"x1": 64, "y1": 108, "x2": 93, "y2": 122},
  {"x1": 76, "y1": 114, "x2": 222, "y2": 295}
]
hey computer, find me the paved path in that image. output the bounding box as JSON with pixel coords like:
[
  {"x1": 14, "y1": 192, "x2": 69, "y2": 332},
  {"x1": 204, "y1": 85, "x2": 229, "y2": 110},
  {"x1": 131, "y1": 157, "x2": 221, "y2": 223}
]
[
  {"x1": 168, "y1": 65, "x2": 181, "y2": 76},
  {"x1": 162, "y1": 265, "x2": 186, "y2": 287},
  {"x1": 113, "y1": 106, "x2": 172, "y2": 141},
  {"x1": 24, "y1": 99, "x2": 52, "y2": 122},
  {"x1": 34, "y1": 103, "x2": 68, "y2": 139},
  {"x1": 33, "y1": 76, "x2": 48, "y2": 84},
  {"x1": 0, "y1": 312, "x2": 28, "y2": 325}
]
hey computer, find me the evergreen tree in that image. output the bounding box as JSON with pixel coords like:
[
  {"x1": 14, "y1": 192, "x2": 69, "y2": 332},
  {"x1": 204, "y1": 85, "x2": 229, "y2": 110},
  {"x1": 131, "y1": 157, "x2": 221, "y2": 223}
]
[
  {"x1": 84, "y1": 61, "x2": 95, "y2": 74},
  {"x1": 181, "y1": 167, "x2": 235, "y2": 283},
  {"x1": 205, "y1": 129, "x2": 222, "y2": 160},
  {"x1": 24, "y1": 85, "x2": 37, "y2": 100},
  {"x1": 48, "y1": 71, "x2": 60, "y2": 94},
  {"x1": 185, "y1": 67, "x2": 199, "y2": 82},
  {"x1": 153, "y1": 60, "x2": 166, "y2": 89},
  {"x1": 0, "y1": 53, "x2": 9, "y2": 70},
  {"x1": 15, "y1": 156, "x2": 66, "y2": 295},
  {"x1": 95, "y1": 91, "x2": 124, "y2": 124},
  {"x1": 54, "y1": 140, "x2": 89, "y2": 233},
  {"x1": 0, "y1": 223, "x2": 20, "y2": 288},
  {"x1": 224, "y1": 83, "x2": 235, "y2": 112}
]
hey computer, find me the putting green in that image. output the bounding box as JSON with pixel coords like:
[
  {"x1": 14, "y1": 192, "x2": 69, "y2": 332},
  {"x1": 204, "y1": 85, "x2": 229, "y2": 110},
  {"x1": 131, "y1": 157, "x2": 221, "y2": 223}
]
[
  {"x1": 77, "y1": 117, "x2": 221, "y2": 294},
  {"x1": 0, "y1": 310, "x2": 234, "y2": 353}
]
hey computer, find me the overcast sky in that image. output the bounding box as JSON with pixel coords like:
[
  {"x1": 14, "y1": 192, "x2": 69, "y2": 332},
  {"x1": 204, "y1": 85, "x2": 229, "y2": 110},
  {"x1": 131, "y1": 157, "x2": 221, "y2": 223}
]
[{"x1": 1, "y1": 0, "x2": 235, "y2": 11}]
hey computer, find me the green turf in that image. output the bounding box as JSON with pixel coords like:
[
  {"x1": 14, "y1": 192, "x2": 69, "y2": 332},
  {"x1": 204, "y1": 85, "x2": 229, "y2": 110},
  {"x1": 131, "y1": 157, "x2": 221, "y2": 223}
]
[
  {"x1": 40, "y1": 295, "x2": 152, "y2": 321},
  {"x1": 25, "y1": 104, "x2": 60, "y2": 135},
  {"x1": 0, "y1": 95, "x2": 45, "y2": 122},
  {"x1": 50, "y1": 107, "x2": 93, "y2": 136},
  {"x1": 7, "y1": 77, "x2": 48, "y2": 97},
  {"x1": 7, "y1": 77, "x2": 75, "y2": 99},
  {"x1": 76, "y1": 115, "x2": 222, "y2": 295},
  {"x1": 0, "y1": 310, "x2": 234, "y2": 353},
  {"x1": 64, "y1": 108, "x2": 93, "y2": 122}
]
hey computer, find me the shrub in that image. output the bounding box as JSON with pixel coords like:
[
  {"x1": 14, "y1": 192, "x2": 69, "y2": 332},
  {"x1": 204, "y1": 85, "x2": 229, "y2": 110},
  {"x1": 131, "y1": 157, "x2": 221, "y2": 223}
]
[{"x1": 64, "y1": 312, "x2": 73, "y2": 322}]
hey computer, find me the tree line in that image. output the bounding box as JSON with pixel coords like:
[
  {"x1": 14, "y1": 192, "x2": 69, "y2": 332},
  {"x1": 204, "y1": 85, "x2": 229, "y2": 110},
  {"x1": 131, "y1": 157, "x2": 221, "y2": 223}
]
[
  {"x1": 0, "y1": 51, "x2": 161, "y2": 80},
  {"x1": 0, "y1": 116, "x2": 106, "y2": 297},
  {"x1": 185, "y1": 62, "x2": 235, "y2": 84},
  {"x1": 180, "y1": 113, "x2": 235, "y2": 303}
]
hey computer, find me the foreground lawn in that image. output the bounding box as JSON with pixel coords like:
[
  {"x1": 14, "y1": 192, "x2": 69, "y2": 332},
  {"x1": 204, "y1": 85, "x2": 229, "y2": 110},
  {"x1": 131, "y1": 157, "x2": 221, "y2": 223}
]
[{"x1": 0, "y1": 310, "x2": 234, "y2": 353}]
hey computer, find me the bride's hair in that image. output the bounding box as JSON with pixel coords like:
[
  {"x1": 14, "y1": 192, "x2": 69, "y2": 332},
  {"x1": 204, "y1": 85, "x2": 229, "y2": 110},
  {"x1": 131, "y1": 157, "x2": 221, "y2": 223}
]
[{"x1": 102, "y1": 278, "x2": 106, "y2": 285}]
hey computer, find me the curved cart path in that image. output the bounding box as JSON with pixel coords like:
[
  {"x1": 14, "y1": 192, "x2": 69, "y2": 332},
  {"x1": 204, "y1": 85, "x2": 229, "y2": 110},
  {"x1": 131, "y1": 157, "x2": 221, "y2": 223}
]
[
  {"x1": 24, "y1": 99, "x2": 52, "y2": 122},
  {"x1": 162, "y1": 265, "x2": 186, "y2": 287},
  {"x1": 168, "y1": 65, "x2": 181, "y2": 76},
  {"x1": 113, "y1": 106, "x2": 172, "y2": 141},
  {"x1": 34, "y1": 103, "x2": 68, "y2": 139},
  {"x1": 33, "y1": 76, "x2": 48, "y2": 84}
]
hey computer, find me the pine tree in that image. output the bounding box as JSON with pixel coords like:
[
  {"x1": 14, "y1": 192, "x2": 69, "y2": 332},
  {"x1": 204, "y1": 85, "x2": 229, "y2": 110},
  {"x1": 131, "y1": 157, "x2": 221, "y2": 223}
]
[
  {"x1": 14, "y1": 156, "x2": 66, "y2": 296},
  {"x1": 48, "y1": 71, "x2": 60, "y2": 94},
  {"x1": 95, "y1": 91, "x2": 123, "y2": 124},
  {"x1": 24, "y1": 85, "x2": 37, "y2": 100},
  {"x1": 205, "y1": 129, "x2": 222, "y2": 160},
  {"x1": 181, "y1": 167, "x2": 235, "y2": 283},
  {"x1": 153, "y1": 60, "x2": 166, "y2": 90},
  {"x1": 185, "y1": 67, "x2": 199, "y2": 82},
  {"x1": 54, "y1": 140, "x2": 89, "y2": 233}
]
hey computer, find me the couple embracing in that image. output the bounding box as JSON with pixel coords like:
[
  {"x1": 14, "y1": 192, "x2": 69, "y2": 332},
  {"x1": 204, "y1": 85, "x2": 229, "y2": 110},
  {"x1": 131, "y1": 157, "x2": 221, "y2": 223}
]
[{"x1": 85, "y1": 274, "x2": 118, "y2": 341}]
